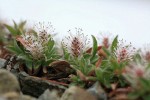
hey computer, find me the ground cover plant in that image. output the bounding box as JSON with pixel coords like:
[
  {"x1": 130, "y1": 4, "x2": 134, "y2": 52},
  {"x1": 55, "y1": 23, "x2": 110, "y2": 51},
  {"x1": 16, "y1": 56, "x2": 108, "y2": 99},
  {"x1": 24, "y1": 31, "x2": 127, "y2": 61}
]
[{"x1": 1, "y1": 21, "x2": 150, "y2": 100}]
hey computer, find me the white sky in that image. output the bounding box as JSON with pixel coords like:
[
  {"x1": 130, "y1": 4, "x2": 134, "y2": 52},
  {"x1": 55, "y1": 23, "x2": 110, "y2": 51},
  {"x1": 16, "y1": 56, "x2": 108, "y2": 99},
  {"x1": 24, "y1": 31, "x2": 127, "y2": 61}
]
[{"x1": 0, "y1": 0, "x2": 150, "y2": 48}]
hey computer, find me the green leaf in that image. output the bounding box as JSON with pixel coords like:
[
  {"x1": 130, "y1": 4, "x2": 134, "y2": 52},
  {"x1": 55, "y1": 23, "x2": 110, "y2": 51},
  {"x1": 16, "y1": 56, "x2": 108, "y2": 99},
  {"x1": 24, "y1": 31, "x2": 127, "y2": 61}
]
[
  {"x1": 83, "y1": 53, "x2": 91, "y2": 59},
  {"x1": 25, "y1": 61, "x2": 33, "y2": 69},
  {"x1": 44, "y1": 40, "x2": 57, "y2": 61},
  {"x1": 90, "y1": 55, "x2": 99, "y2": 64},
  {"x1": 128, "y1": 92, "x2": 140, "y2": 100},
  {"x1": 13, "y1": 40, "x2": 23, "y2": 53},
  {"x1": 111, "y1": 35, "x2": 118, "y2": 53},
  {"x1": 19, "y1": 21, "x2": 26, "y2": 29},
  {"x1": 4, "y1": 24, "x2": 18, "y2": 35},
  {"x1": 18, "y1": 54, "x2": 32, "y2": 61},
  {"x1": 64, "y1": 53, "x2": 70, "y2": 60},
  {"x1": 111, "y1": 60, "x2": 119, "y2": 70},
  {"x1": 91, "y1": 35, "x2": 98, "y2": 57},
  {"x1": 48, "y1": 40, "x2": 54, "y2": 50},
  {"x1": 95, "y1": 68, "x2": 103, "y2": 81},
  {"x1": 61, "y1": 43, "x2": 70, "y2": 60},
  {"x1": 140, "y1": 78, "x2": 150, "y2": 89},
  {"x1": 143, "y1": 95, "x2": 150, "y2": 100},
  {"x1": 6, "y1": 46, "x2": 18, "y2": 54},
  {"x1": 102, "y1": 47, "x2": 110, "y2": 57},
  {"x1": 101, "y1": 60, "x2": 109, "y2": 67},
  {"x1": 6, "y1": 40, "x2": 23, "y2": 55},
  {"x1": 13, "y1": 20, "x2": 17, "y2": 29},
  {"x1": 33, "y1": 61, "x2": 42, "y2": 69},
  {"x1": 46, "y1": 48, "x2": 55, "y2": 59},
  {"x1": 90, "y1": 35, "x2": 98, "y2": 64}
]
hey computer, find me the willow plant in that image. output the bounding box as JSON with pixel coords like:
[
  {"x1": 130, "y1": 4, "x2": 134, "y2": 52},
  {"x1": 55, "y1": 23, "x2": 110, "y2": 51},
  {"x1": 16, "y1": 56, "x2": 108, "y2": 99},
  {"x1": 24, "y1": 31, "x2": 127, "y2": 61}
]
[
  {"x1": 123, "y1": 59, "x2": 150, "y2": 100},
  {"x1": 6, "y1": 22, "x2": 60, "y2": 74},
  {"x1": 62, "y1": 28, "x2": 99, "y2": 87},
  {"x1": 95, "y1": 35, "x2": 136, "y2": 88}
]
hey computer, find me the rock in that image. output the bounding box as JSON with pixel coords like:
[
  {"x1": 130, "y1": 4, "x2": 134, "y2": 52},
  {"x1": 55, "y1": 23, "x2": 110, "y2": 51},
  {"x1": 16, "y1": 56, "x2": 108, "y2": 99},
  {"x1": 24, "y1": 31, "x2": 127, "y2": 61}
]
[
  {"x1": 0, "y1": 69, "x2": 20, "y2": 95},
  {"x1": 10, "y1": 69, "x2": 19, "y2": 77},
  {"x1": 1, "y1": 92, "x2": 36, "y2": 100},
  {"x1": 0, "y1": 69, "x2": 28, "y2": 100},
  {"x1": 19, "y1": 94, "x2": 36, "y2": 100},
  {"x1": 0, "y1": 97, "x2": 6, "y2": 100},
  {"x1": 38, "y1": 89, "x2": 60, "y2": 100},
  {"x1": 0, "y1": 58, "x2": 6, "y2": 68},
  {"x1": 87, "y1": 82, "x2": 107, "y2": 100},
  {"x1": 18, "y1": 72, "x2": 67, "y2": 98},
  {"x1": 2, "y1": 92, "x2": 19, "y2": 100},
  {"x1": 61, "y1": 86, "x2": 97, "y2": 100},
  {"x1": 0, "y1": 69, "x2": 37, "y2": 100}
]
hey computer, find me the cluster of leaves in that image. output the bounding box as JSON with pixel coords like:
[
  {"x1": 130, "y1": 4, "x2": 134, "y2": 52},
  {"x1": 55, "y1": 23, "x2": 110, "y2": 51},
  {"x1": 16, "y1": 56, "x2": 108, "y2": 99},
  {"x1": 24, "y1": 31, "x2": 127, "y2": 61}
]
[{"x1": 4, "y1": 21, "x2": 26, "y2": 36}]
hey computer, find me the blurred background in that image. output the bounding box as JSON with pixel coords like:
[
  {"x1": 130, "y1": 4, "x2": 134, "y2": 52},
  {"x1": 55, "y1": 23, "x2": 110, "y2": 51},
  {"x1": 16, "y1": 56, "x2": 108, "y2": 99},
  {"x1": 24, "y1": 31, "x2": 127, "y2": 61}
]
[{"x1": 0, "y1": 0, "x2": 150, "y2": 48}]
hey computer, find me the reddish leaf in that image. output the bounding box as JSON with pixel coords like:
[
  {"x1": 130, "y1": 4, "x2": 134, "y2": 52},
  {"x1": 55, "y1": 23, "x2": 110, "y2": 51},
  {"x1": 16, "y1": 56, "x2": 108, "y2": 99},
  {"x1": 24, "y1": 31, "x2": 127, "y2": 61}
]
[{"x1": 16, "y1": 36, "x2": 26, "y2": 47}]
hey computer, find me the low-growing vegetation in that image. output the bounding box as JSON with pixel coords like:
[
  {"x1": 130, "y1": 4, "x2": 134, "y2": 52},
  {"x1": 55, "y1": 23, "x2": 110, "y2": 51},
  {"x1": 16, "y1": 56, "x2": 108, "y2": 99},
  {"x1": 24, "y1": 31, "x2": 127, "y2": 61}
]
[{"x1": 0, "y1": 21, "x2": 150, "y2": 100}]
